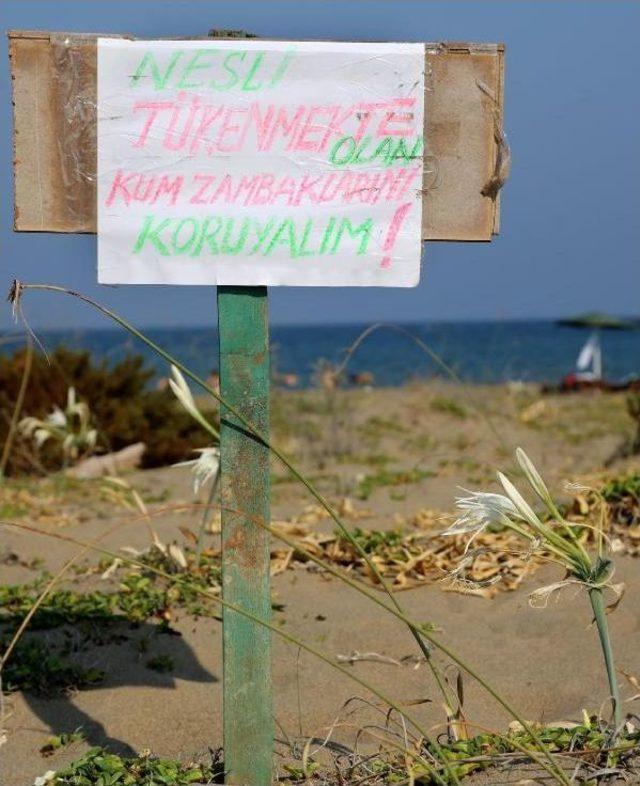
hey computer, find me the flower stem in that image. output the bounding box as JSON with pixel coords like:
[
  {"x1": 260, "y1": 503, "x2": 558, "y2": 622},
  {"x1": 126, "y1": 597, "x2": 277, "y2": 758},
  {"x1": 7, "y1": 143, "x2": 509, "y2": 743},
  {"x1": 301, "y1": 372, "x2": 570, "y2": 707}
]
[
  {"x1": 588, "y1": 587, "x2": 621, "y2": 730},
  {"x1": 196, "y1": 470, "x2": 220, "y2": 564}
]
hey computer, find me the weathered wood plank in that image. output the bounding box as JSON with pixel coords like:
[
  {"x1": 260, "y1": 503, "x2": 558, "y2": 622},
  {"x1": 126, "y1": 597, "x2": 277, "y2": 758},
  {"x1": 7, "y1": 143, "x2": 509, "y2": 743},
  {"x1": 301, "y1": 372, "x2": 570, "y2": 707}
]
[
  {"x1": 9, "y1": 31, "x2": 506, "y2": 240},
  {"x1": 217, "y1": 285, "x2": 272, "y2": 786}
]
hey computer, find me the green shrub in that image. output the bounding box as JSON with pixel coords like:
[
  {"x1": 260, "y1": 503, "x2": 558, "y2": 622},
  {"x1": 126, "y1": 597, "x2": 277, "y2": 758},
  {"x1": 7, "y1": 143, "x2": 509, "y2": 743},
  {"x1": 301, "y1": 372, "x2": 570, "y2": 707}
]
[
  {"x1": 42, "y1": 748, "x2": 224, "y2": 785},
  {"x1": 0, "y1": 348, "x2": 214, "y2": 475},
  {"x1": 601, "y1": 472, "x2": 640, "y2": 502}
]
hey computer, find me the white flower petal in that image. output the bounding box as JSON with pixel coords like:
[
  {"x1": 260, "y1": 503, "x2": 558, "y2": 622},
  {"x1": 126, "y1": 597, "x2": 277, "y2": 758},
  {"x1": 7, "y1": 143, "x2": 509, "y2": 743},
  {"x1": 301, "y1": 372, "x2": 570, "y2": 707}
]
[
  {"x1": 442, "y1": 515, "x2": 488, "y2": 537},
  {"x1": 443, "y1": 489, "x2": 519, "y2": 537},
  {"x1": 456, "y1": 490, "x2": 519, "y2": 518},
  {"x1": 497, "y1": 472, "x2": 543, "y2": 530},
  {"x1": 169, "y1": 378, "x2": 196, "y2": 416},
  {"x1": 168, "y1": 543, "x2": 188, "y2": 570},
  {"x1": 34, "y1": 429, "x2": 52, "y2": 447},
  {"x1": 189, "y1": 447, "x2": 221, "y2": 495},
  {"x1": 170, "y1": 366, "x2": 195, "y2": 408},
  {"x1": 18, "y1": 416, "x2": 38, "y2": 435},
  {"x1": 47, "y1": 408, "x2": 67, "y2": 428},
  {"x1": 516, "y1": 448, "x2": 553, "y2": 507}
]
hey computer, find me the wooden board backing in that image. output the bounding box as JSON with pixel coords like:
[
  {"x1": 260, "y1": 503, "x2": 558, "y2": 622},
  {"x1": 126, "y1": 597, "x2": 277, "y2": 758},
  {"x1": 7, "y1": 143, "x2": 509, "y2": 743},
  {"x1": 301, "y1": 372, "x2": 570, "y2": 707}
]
[{"x1": 9, "y1": 30, "x2": 507, "y2": 240}]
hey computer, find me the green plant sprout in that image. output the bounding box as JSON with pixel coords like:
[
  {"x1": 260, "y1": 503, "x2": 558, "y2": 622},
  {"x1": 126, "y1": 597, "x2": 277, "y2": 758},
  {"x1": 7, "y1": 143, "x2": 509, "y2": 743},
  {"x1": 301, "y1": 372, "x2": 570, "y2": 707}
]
[{"x1": 34, "y1": 748, "x2": 224, "y2": 786}]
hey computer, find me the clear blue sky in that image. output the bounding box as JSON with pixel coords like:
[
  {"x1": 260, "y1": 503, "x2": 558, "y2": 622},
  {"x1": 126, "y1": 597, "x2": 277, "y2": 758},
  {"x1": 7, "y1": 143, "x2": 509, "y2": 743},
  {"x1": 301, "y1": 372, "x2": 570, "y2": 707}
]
[{"x1": 1, "y1": 1, "x2": 639, "y2": 329}]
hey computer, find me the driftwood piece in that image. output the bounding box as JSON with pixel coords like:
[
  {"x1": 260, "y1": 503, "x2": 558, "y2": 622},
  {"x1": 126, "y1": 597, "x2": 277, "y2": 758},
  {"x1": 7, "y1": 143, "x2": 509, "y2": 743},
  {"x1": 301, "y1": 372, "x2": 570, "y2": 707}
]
[{"x1": 67, "y1": 442, "x2": 146, "y2": 479}]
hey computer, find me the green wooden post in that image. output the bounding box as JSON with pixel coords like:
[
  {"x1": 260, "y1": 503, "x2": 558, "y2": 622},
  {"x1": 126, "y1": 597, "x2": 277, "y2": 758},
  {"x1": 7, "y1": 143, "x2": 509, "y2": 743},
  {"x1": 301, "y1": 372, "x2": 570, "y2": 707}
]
[{"x1": 217, "y1": 285, "x2": 272, "y2": 786}]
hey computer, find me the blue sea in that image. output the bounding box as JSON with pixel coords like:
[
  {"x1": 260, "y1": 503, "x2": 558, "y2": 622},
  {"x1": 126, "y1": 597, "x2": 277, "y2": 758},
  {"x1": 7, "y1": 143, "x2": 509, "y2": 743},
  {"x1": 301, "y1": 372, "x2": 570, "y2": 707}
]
[{"x1": 2, "y1": 321, "x2": 639, "y2": 388}]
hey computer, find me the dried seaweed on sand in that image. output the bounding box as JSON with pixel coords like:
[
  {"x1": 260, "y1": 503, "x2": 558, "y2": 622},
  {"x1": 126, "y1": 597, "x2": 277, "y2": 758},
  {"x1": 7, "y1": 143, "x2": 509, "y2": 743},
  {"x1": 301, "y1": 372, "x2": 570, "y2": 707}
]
[{"x1": 270, "y1": 503, "x2": 542, "y2": 598}]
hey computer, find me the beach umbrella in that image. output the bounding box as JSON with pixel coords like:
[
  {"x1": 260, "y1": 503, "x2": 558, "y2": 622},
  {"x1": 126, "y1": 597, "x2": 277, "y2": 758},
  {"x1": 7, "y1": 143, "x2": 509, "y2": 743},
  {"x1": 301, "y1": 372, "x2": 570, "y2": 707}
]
[{"x1": 556, "y1": 312, "x2": 638, "y2": 331}]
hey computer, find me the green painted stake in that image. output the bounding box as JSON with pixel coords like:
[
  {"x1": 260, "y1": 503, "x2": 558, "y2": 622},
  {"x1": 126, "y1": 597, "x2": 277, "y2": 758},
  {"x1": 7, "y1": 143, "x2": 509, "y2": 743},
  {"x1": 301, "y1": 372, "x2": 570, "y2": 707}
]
[{"x1": 217, "y1": 285, "x2": 273, "y2": 786}]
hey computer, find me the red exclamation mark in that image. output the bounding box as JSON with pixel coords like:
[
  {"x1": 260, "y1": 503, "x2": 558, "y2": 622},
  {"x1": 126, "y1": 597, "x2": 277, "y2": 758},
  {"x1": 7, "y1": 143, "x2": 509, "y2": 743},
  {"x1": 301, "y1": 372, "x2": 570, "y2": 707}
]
[{"x1": 380, "y1": 202, "x2": 412, "y2": 268}]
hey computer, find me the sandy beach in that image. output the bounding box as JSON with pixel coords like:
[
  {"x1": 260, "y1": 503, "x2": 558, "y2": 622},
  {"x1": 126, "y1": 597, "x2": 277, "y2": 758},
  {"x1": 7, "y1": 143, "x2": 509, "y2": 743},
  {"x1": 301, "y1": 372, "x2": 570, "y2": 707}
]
[{"x1": 2, "y1": 382, "x2": 639, "y2": 785}]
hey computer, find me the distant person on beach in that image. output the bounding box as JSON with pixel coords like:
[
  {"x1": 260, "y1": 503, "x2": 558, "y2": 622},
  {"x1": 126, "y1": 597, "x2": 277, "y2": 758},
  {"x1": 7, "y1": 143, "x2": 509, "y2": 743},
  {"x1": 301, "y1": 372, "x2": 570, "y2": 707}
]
[
  {"x1": 274, "y1": 372, "x2": 300, "y2": 388},
  {"x1": 349, "y1": 371, "x2": 374, "y2": 388}
]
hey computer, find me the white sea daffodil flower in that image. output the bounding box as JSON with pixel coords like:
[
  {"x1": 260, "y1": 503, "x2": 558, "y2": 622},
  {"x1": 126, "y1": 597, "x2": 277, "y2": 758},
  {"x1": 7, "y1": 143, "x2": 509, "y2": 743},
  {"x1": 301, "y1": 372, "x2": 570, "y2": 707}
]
[
  {"x1": 444, "y1": 448, "x2": 621, "y2": 729},
  {"x1": 19, "y1": 386, "x2": 97, "y2": 465},
  {"x1": 443, "y1": 489, "x2": 521, "y2": 537},
  {"x1": 175, "y1": 446, "x2": 221, "y2": 495}
]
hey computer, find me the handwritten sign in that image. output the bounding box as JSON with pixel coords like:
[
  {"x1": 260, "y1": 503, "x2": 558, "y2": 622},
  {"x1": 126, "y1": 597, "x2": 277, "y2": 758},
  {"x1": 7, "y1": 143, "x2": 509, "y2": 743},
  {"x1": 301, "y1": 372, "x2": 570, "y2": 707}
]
[{"x1": 97, "y1": 40, "x2": 425, "y2": 287}]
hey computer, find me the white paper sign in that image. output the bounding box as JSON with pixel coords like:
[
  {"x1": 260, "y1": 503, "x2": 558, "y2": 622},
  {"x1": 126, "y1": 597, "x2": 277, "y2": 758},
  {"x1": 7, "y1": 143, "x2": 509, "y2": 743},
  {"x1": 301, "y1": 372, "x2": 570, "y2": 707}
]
[{"x1": 97, "y1": 39, "x2": 425, "y2": 287}]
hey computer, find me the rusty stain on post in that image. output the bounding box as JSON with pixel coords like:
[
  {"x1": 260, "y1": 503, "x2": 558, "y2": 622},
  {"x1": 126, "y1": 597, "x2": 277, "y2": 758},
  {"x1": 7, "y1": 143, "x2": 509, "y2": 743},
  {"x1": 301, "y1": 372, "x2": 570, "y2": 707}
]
[{"x1": 218, "y1": 285, "x2": 272, "y2": 785}]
